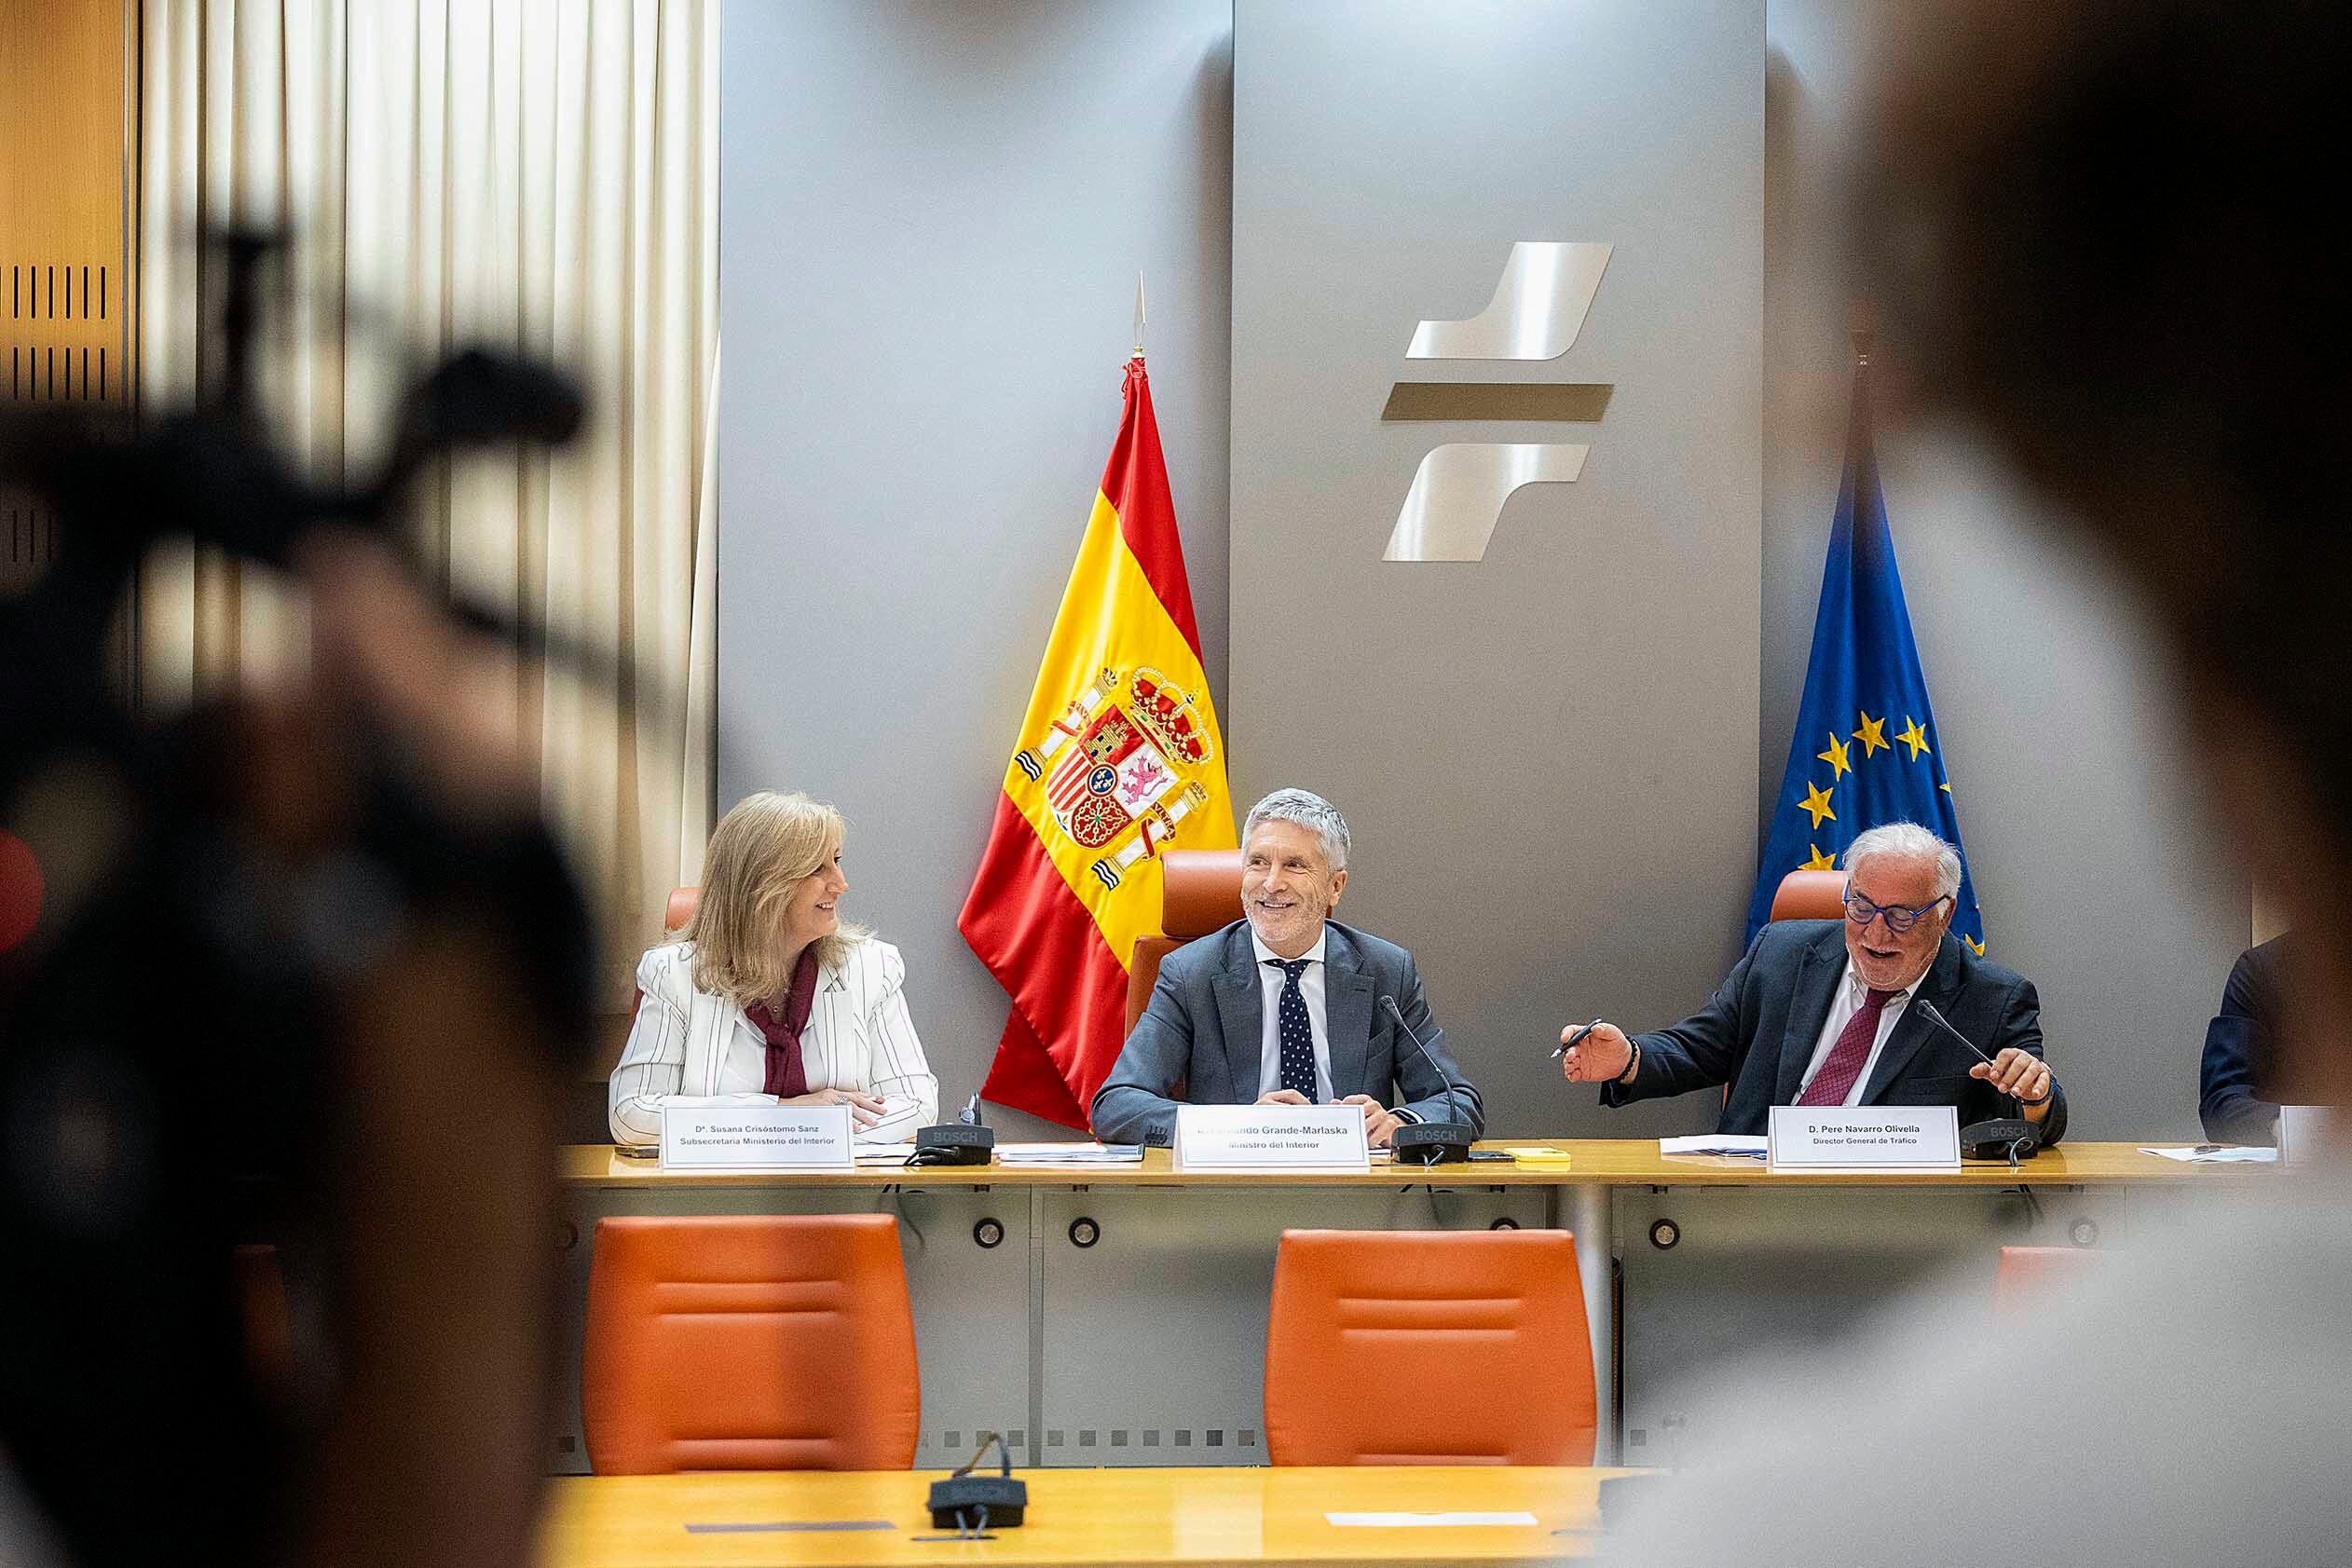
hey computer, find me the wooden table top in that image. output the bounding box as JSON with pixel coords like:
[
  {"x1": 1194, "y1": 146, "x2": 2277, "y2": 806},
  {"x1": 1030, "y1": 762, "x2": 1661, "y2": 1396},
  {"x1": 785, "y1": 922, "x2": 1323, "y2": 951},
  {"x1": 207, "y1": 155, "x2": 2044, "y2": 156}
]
[
  {"x1": 560, "y1": 1139, "x2": 2263, "y2": 1190},
  {"x1": 537, "y1": 1466, "x2": 1634, "y2": 1567}
]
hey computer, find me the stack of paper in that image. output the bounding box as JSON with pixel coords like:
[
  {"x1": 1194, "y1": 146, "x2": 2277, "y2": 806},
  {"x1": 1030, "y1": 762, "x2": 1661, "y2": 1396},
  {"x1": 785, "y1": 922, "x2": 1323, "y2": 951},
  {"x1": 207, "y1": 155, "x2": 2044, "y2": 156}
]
[
  {"x1": 1659, "y1": 1134, "x2": 1768, "y2": 1159},
  {"x1": 2138, "y1": 1144, "x2": 2278, "y2": 1164},
  {"x1": 993, "y1": 1142, "x2": 1145, "y2": 1165}
]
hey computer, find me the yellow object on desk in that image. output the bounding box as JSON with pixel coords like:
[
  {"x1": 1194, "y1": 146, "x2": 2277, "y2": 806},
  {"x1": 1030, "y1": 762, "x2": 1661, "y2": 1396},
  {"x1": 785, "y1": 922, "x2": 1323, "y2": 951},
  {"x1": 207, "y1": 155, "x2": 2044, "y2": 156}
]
[{"x1": 538, "y1": 1466, "x2": 1637, "y2": 1567}]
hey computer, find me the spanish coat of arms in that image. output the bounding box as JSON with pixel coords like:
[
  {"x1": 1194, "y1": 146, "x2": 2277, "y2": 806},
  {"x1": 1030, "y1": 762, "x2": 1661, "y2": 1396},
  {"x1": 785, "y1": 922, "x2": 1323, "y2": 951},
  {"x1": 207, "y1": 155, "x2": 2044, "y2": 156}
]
[{"x1": 1015, "y1": 666, "x2": 1215, "y2": 890}]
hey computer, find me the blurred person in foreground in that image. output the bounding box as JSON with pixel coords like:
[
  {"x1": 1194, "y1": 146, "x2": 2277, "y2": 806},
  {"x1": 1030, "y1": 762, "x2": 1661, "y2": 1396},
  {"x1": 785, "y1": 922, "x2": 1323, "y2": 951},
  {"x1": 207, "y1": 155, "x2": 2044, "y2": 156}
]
[
  {"x1": 1609, "y1": 3, "x2": 2352, "y2": 1563},
  {"x1": 609, "y1": 790, "x2": 937, "y2": 1149}
]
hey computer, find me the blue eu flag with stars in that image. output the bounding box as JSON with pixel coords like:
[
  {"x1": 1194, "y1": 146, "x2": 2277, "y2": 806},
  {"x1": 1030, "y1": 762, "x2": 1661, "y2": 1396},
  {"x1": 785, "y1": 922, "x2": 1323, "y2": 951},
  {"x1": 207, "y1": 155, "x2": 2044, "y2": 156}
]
[{"x1": 1746, "y1": 357, "x2": 1985, "y2": 948}]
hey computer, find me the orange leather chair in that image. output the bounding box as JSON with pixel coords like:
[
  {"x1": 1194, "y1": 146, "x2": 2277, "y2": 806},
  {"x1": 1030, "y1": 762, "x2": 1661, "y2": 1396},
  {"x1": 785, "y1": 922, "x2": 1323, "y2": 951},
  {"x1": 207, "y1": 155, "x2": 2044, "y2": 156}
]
[
  {"x1": 664, "y1": 886, "x2": 700, "y2": 933},
  {"x1": 1263, "y1": 1229, "x2": 1596, "y2": 1466},
  {"x1": 1769, "y1": 867, "x2": 1848, "y2": 921},
  {"x1": 1995, "y1": 1245, "x2": 2101, "y2": 1307},
  {"x1": 1123, "y1": 849, "x2": 1246, "y2": 1032},
  {"x1": 581, "y1": 1214, "x2": 920, "y2": 1473}
]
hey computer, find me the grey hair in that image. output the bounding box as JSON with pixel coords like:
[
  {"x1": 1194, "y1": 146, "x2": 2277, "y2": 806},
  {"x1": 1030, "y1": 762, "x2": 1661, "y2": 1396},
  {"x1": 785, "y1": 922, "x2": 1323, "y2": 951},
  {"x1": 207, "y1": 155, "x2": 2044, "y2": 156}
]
[
  {"x1": 1242, "y1": 788, "x2": 1351, "y2": 873},
  {"x1": 1843, "y1": 822, "x2": 1962, "y2": 900}
]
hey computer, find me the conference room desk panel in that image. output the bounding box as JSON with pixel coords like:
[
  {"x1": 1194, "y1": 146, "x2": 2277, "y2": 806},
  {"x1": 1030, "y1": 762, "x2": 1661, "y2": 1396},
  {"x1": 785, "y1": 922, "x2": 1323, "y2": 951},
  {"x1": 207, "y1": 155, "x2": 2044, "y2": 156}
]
[
  {"x1": 552, "y1": 1142, "x2": 2257, "y2": 1475},
  {"x1": 538, "y1": 1466, "x2": 1635, "y2": 1568}
]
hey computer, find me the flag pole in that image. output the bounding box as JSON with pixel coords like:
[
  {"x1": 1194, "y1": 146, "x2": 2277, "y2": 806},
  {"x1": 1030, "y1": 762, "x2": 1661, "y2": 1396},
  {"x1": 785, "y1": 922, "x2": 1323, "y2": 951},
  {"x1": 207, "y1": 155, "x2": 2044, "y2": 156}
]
[
  {"x1": 1132, "y1": 270, "x2": 1147, "y2": 361},
  {"x1": 1850, "y1": 296, "x2": 1877, "y2": 366}
]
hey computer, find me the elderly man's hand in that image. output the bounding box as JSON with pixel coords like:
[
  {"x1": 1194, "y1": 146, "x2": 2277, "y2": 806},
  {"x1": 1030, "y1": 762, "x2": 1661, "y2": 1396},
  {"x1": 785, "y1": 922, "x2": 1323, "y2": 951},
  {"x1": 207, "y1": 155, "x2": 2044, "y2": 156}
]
[
  {"x1": 1336, "y1": 1093, "x2": 1402, "y2": 1148},
  {"x1": 1255, "y1": 1089, "x2": 1311, "y2": 1107},
  {"x1": 1559, "y1": 1021, "x2": 1635, "y2": 1083},
  {"x1": 1970, "y1": 1047, "x2": 2055, "y2": 1119}
]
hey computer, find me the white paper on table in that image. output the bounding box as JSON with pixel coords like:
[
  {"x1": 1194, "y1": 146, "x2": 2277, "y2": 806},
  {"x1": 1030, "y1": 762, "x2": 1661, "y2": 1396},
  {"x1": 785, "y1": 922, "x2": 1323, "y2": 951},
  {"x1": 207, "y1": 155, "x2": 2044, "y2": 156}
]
[
  {"x1": 992, "y1": 1141, "x2": 1145, "y2": 1164},
  {"x1": 2139, "y1": 1145, "x2": 2279, "y2": 1164},
  {"x1": 1660, "y1": 1134, "x2": 1768, "y2": 1158},
  {"x1": 1325, "y1": 1511, "x2": 1540, "y2": 1528}
]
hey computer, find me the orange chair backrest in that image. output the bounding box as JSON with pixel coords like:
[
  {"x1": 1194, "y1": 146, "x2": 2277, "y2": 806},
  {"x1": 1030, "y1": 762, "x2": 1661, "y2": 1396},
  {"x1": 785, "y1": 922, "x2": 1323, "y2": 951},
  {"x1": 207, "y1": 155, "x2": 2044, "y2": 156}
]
[
  {"x1": 1264, "y1": 1229, "x2": 1595, "y2": 1466},
  {"x1": 582, "y1": 1214, "x2": 920, "y2": 1473},
  {"x1": 1995, "y1": 1245, "x2": 2100, "y2": 1309},
  {"x1": 1770, "y1": 867, "x2": 1848, "y2": 921},
  {"x1": 664, "y1": 886, "x2": 701, "y2": 933},
  {"x1": 1123, "y1": 849, "x2": 1246, "y2": 1033}
]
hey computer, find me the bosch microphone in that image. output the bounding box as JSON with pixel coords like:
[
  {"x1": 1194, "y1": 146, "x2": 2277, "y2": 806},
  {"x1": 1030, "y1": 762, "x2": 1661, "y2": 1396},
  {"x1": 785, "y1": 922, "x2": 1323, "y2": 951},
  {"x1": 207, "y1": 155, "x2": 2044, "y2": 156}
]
[
  {"x1": 912, "y1": 1092, "x2": 996, "y2": 1166},
  {"x1": 1381, "y1": 994, "x2": 1474, "y2": 1166},
  {"x1": 1911, "y1": 998, "x2": 2046, "y2": 1162}
]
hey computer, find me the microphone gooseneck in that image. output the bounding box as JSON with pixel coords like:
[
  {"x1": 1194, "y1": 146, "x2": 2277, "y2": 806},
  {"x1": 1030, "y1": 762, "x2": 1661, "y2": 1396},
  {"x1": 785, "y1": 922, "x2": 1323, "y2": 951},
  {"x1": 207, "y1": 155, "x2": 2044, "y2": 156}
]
[{"x1": 1380, "y1": 993, "x2": 1472, "y2": 1166}]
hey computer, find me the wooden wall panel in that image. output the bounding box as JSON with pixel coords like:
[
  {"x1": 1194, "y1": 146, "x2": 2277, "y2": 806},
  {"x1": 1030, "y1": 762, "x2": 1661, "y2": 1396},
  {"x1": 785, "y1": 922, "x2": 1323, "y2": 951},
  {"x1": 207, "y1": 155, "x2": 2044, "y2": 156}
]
[{"x1": 1, "y1": 0, "x2": 132, "y2": 594}]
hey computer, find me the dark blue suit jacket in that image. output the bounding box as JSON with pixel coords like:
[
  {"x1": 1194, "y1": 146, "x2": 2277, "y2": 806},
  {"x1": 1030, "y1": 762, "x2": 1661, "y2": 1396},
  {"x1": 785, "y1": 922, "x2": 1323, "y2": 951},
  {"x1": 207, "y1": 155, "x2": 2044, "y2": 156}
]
[
  {"x1": 2200, "y1": 935, "x2": 2286, "y2": 1145},
  {"x1": 1089, "y1": 919, "x2": 1482, "y2": 1147},
  {"x1": 1600, "y1": 919, "x2": 2065, "y2": 1142}
]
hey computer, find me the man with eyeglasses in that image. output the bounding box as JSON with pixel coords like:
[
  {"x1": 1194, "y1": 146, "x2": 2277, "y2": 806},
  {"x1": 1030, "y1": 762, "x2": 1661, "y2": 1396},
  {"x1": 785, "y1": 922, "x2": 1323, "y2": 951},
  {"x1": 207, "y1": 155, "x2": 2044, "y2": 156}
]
[{"x1": 1559, "y1": 821, "x2": 2062, "y2": 1139}]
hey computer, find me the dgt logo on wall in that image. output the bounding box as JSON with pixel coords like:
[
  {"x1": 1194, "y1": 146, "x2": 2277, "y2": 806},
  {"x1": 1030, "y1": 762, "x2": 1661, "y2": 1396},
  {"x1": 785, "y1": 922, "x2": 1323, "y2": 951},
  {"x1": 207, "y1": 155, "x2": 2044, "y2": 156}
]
[{"x1": 1383, "y1": 241, "x2": 1612, "y2": 563}]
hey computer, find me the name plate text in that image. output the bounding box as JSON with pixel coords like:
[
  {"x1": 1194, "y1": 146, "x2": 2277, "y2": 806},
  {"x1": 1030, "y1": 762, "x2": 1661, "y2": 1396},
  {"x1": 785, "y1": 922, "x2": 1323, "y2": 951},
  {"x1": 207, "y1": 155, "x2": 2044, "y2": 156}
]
[
  {"x1": 661, "y1": 1104, "x2": 855, "y2": 1170},
  {"x1": 1767, "y1": 1105, "x2": 1960, "y2": 1172},
  {"x1": 1174, "y1": 1104, "x2": 1370, "y2": 1171}
]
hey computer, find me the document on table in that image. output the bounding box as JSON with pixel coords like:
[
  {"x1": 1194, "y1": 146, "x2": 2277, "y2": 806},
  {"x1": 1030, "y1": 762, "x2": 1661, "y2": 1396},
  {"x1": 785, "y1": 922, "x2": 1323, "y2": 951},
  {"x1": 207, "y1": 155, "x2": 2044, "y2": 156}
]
[
  {"x1": 2139, "y1": 1144, "x2": 2278, "y2": 1164},
  {"x1": 1660, "y1": 1134, "x2": 1768, "y2": 1159},
  {"x1": 852, "y1": 1143, "x2": 916, "y2": 1165},
  {"x1": 993, "y1": 1142, "x2": 1144, "y2": 1165},
  {"x1": 1326, "y1": 1511, "x2": 1540, "y2": 1528}
]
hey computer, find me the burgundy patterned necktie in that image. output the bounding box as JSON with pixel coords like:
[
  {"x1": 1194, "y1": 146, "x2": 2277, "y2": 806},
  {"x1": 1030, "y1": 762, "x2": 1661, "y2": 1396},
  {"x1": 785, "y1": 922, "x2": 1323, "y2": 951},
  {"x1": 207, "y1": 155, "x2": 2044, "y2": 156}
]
[{"x1": 1797, "y1": 986, "x2": 1902, "y2": 1106}]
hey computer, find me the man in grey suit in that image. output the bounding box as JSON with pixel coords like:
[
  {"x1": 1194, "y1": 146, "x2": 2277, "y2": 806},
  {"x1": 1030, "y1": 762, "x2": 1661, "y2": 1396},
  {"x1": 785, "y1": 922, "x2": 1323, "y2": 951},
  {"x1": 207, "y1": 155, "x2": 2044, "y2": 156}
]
[{"x1": 1090, "y1": 788, "x2": 1481, "y2": 1148}]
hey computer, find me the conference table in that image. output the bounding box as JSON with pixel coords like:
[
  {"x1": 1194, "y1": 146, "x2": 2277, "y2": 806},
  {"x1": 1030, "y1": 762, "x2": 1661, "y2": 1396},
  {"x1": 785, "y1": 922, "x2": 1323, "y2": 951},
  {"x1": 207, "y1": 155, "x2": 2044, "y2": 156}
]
[
  {"x1": 553, "y1": 1140, "x2": 2260, "y2": 1476},
  {"x1": 539, "y1": 1466, "x2": 1641, "y2": 1567}
]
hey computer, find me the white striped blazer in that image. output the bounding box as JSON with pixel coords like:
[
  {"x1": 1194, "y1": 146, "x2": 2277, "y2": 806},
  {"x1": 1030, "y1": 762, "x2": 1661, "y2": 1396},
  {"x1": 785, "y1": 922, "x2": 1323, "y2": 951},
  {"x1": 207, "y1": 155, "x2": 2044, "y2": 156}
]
[{"x1": 608, "y1": 938, "x2": 939, "y2": 1147}]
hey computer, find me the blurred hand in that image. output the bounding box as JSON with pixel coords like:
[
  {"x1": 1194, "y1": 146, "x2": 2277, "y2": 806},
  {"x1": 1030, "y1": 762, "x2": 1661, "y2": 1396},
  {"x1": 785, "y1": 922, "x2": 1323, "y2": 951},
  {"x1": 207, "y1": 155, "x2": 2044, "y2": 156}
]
[
  {"x1": 1336, "y1": 1093, "x2": 1402, "y2": 1148},
  {"x1": 1559, "y1": 1021, "x2": 1635, "y2": 1083},
  {"x1": 1255, "y1": 1088, "x2": 1311, "y2": 1107}
]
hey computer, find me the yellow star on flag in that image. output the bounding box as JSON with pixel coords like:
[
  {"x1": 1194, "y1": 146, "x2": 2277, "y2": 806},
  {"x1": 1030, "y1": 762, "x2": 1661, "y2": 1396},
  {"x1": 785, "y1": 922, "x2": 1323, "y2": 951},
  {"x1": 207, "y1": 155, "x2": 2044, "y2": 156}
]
[
  {"x1": 1801, "y1": 843, "x2": 1838, "y2": 871},
  {"x1": 1816, "y1": 733, "x2": 1852, "y2": 780},
  {"x1": 1962, "y1": 934, "x2": 1986, "y2": 957},
  {"x1": 1853, "y1": 711, "x2": 1889, "y2": 757},
  {"x1": 1798, "y1": 781, "x2": 1837, "y2": 829},
  {"x1": 1896, "y1": 716, "x2": 1932, "y2": 761}
]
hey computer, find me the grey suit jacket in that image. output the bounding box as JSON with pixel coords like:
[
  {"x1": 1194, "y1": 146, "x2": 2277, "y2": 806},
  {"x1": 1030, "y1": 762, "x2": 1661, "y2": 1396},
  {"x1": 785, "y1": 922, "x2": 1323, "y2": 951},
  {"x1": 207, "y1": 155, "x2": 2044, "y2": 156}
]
[{"x1": 1089, "y1": 918, "x2": 1483, "y2": 1146}]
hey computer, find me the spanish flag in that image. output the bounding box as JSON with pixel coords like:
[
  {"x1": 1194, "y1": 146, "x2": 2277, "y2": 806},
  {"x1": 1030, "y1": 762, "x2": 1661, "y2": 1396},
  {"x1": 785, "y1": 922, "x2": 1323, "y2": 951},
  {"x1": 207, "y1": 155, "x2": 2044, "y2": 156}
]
[{"x1": 960, "y1": 358, "x2": 1236, "y2": 1128}]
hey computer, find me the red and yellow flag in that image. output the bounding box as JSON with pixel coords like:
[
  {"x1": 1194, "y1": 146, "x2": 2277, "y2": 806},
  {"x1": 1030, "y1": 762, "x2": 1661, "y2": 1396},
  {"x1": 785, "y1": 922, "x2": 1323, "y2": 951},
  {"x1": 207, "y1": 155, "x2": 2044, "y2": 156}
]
[{"x1": 959, "y1": 358, "x2": 1236, "y2": 1127}]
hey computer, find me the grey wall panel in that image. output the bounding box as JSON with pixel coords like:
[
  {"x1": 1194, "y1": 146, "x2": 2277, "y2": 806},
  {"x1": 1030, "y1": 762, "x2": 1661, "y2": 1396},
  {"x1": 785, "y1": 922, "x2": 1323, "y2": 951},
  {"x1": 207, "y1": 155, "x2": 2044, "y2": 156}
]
[
  {"x1": 1230, "y1": 0, "x2": 1765, "y2": 1139},
  {"x1": 718, "y1": 1, "x2": 1234, "y2": 1136},
  {"x1": 1761, "y1": 0, "x2": 2245, "y2": 1140}
]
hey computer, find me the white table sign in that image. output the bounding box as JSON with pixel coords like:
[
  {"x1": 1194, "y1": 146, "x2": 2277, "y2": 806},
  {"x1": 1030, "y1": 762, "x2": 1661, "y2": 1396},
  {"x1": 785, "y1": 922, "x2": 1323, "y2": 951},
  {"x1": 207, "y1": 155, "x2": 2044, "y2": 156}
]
[
  {"x1": 660, "y1": 1104, "x2": 855, "y2": 1171},
  {"x1": 1174, "y1": 1104, "x2": 1370, "y2": 1172},
  {"x1": 1767, "y1": 1105, "x2": 1960, "y2": 1172}
]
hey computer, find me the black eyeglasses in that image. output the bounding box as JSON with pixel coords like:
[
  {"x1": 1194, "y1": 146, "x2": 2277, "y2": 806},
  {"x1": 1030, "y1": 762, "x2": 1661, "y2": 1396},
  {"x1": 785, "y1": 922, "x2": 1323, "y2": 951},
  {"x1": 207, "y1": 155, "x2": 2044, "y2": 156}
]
[{"x1": 1842, "y1": 889, "x2": 1951, "y2": 934}]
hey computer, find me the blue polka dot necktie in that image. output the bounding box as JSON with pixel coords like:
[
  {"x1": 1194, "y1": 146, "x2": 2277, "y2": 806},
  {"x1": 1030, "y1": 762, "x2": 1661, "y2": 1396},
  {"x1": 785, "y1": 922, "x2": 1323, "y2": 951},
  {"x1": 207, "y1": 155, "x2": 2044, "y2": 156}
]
[{"x1": 1266, "y1": 957, "x2": 1316, "y2": 1098}]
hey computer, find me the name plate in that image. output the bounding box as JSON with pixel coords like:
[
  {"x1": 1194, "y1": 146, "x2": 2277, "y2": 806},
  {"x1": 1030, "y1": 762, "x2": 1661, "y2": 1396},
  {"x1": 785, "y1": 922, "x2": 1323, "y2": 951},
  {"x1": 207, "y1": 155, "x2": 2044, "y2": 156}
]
[
  {"x1": 661, "y1": 1104, "x2": 855, "y2": 1171},
  {"x1": 1767, "y1": 1105, "x2": 1960, "y2": 1172},
  {"x1": 1174, "y1": 1104, "x2": 1370, "y2": 1172}
]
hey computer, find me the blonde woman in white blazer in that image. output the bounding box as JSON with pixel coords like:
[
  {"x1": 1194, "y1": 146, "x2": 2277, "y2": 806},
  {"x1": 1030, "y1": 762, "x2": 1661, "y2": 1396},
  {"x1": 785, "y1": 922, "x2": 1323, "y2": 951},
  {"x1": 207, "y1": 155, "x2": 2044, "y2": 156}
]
[{"x1": 609, "y1": 791, "x2": 938, "y2": 1147}]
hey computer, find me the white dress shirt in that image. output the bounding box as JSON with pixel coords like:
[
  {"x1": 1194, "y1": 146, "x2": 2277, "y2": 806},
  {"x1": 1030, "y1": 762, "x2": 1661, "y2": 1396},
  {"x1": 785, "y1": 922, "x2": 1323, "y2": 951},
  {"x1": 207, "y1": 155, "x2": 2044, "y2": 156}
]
[
  {"x1": 1250, "y1": 926, "x2": 1332, "y2": 1102},
  {"x1": 1794, "y1": 960, "x2": 1924, "y2": 1106},
  {"x1": 609, "y1": 938, "x2": 939, "y2": 1146}
]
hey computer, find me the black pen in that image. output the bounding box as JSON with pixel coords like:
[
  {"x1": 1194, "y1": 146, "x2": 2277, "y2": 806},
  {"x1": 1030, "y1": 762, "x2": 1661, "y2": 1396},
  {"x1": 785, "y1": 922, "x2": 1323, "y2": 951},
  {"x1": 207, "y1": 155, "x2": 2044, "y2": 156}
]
[{"x1": 1552, "y1": 1017, "x2": 1605, "y2": 1059}]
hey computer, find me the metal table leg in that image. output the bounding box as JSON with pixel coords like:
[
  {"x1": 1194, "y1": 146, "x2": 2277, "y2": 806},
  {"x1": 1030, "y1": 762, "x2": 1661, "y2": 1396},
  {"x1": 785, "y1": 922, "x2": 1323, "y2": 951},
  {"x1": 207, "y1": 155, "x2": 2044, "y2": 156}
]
[{"x1": 1566, "y1": 1180, "x2": 1616, "y2": 1463}]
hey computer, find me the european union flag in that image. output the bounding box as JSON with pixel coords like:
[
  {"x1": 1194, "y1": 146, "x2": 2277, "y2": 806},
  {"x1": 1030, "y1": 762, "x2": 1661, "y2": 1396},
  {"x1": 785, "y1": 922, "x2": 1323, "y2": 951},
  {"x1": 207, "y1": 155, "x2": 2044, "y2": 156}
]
[{"x1": 1747, "y1": 357, "x2": 1985, "y2": 948}]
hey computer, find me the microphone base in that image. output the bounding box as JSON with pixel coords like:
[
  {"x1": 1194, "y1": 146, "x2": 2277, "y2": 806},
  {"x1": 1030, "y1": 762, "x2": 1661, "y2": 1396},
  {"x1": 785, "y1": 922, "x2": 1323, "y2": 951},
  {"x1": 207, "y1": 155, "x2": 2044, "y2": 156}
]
[
  {"x1": 927, "y1": 1475, "x2": 1027, "y2": 1529},
  {"x1": 1392, "y1": 1121, "x2": 1475, "y2": 1166},
  {"x1": 913, "y1": 1124, "x2": 996, "y2": 1166},
  {"x1": 1960, "y1": 1118, "x2": 2041, "y2": 1161}
]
